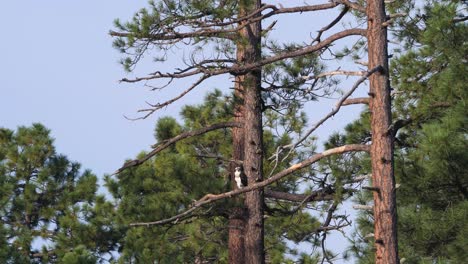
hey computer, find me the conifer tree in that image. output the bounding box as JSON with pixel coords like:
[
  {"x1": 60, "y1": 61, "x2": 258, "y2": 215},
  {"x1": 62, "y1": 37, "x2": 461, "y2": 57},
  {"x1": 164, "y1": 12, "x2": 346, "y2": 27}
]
[
  {"x1": 333, "y1": 1, "x2": 467, "y2": 262},
  {"x1": 106, "y1": 91, "x2": 336, "y2": 262},
  {"x1": 0, "y1": 124, "x2": 118, "y2": 263},
  {"x1": 110, "y1": 0, "x2": 398, "y2": 262}
]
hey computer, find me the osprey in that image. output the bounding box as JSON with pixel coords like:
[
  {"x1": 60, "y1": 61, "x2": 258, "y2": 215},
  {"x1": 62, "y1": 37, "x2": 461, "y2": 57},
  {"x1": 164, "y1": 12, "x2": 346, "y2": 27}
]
[{"x1": 234, "y1": 166, "x2": 247, "y2": 189}]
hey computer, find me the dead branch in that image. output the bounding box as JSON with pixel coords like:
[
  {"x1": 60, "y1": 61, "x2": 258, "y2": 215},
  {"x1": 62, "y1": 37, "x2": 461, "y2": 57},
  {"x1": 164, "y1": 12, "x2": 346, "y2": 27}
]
[
  {"x1": 193, "y1": 154, "x2": 242, "y2": 165},
  {"x1": 355, "y1": 60, "x2": 368, "y2": 66},
  {"x1": 313, "y1": 6, "x2": 350, "y2": 43},
  {"x1": 119, "y1": 29, "x2": 366, "y2": 83},
  {"x1": 302, "y1": 70, "x2": 365, "y2": 81},
  {"x1": 129, "y1": 144, "x2": 369, "y2": 226},
  {"x1": 348, "y1": 174, "x2": 371, "y2": 183},
  {"x1": 323, "y1": 202, "x2": 339, "y2": 228},
  {"x1": 319, "y1": 202, "x2": 340, "y2": 263},
  {"x1": 353, "y1": 204, "x2": 373, "y2": 210},
  {"x1": 278, "y1": 66, "x2": 382, "y2": 159},
  {"x1": 269, "y1": 2, "x2": 339, "y2": 15},
  {"x1": 109, "y1": 28, "x2": 236, "y2": 41},
  {"x1": 136, "y1": 74, "x2": 209, "y2": 119},
  {"x1": 265, "y1": 189, "x2": 335, "y2": 203},
  {"x1": 336, "y1": 0, "x2": 366, "y2": 13},
  {"x1": 453, "y1": 16, "x2": 468, "y2": 23},
  {"x1": 113, "y1": 121, "x2": 242, "y2": 175},
  {"x1": 342, "y1": 97, "x2": 369, "y2": 106}
]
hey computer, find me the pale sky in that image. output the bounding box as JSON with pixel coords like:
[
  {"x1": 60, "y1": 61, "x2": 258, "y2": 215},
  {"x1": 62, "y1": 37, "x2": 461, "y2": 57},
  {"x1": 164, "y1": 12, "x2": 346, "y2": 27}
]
[{"x1": 0, "y1": 1, "x2": 367, "y2": 262}]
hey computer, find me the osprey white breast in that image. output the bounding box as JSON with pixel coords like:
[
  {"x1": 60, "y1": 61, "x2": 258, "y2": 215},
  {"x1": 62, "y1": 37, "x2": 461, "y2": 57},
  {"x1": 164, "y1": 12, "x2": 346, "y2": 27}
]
[{"x1": 234, "y1": 167, "x2": 246, "y2": 188}]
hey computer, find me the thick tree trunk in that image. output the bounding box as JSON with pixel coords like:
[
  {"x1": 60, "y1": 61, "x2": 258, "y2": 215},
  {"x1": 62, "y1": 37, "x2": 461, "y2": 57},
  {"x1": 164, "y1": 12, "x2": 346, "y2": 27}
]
[
  {"x1": 238, "y1": 0, "x2": 264, "y2": 263},
  {"x1": 367, "y1": 0, "x2": 399, "y2": 263},
  {"x1": 228, "y1": 207, "x2": 245, "y2": 264},
  {"x1": 228, "y1": 73, "x2": 246, "y2": 264},
  {"x1": 243, "y1": 71, "x2": 264, "y2": 264}
]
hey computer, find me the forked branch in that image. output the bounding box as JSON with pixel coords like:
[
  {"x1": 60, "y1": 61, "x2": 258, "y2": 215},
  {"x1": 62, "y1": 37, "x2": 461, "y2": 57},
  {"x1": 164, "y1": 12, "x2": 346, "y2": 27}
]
[
  {"x1": 136, "y1": 74, "x2": 209, "y2": 119},
  {"x1": 281, "y1": 65, "x2": 382, "y2": 154}
]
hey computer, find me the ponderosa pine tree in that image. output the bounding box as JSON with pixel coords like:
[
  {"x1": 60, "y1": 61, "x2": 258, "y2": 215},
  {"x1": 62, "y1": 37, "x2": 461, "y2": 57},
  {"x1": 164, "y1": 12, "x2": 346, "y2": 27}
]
[
  {"x1": 106, "y1": 90, "x2": 341, "y2": 263},
  {"x1": 0, "y1": 124, "x2": 119, "y2": 263},
  {"x1": 110, "y1": 0, "x2": 399, "y2": 262},
  {"x1": 335, "y1": 1, "x2": 467, "y2": 263}
]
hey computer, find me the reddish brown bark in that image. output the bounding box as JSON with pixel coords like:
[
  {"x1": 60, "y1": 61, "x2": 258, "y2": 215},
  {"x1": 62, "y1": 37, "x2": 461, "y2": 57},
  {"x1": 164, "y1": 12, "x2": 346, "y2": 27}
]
[
  {"x1": 228, "y1": 68, "x2": 247, "y2": 264},
  {"x1": 243, "y1": 71, "x2": 264, "y2": 264},
  {"x1": 238, "y1": 0, "x2": 264, "y2": 263},
  {"x1": 367, "y1": 0, "x2": 399, "y2": 263},
  {"x1": 228, "y1": 206, "x2": 245, "y2": 264}
]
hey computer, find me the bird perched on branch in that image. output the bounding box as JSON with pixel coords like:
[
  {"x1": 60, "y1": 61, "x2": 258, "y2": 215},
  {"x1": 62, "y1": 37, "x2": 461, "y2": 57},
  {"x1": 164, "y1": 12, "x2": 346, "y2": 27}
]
[{"x1": 234, "y1": 166, "x2": 247, "y2": 189}]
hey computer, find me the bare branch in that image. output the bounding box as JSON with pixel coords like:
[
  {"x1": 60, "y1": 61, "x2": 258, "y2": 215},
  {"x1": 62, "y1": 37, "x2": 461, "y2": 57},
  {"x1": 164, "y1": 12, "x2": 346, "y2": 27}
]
[
  {"x1": 342, "y1": 97, "x2": 369, "y2": 106},
  {"x1": 387, "y1": 12, "x2": 408, "y2": 19},
  {"x1": 135, "y1": 75, "x2": 209, "y2": 119},
  {"x1": 129, "y1": 144, "x2": 369, "y2": 226},
  {"x1": 349, "y1": 174, "x2": 372, "y2": 183},
  {"x1": 353, "y1": 204, "x2": 374, "y2": 210},
  {"x1": 313, "y1": 6, "x2": 350, "y2": 43},
  {"x1": 270, "y1": 2, "x2": 339, "y2": 15},
  {"x1": 119, "y1": 29, "x2": 366, "y2": 83},
  {"x1": 265, "y1": 188, "x2": 336, "y2": 203},
  {"x1": 302, "y1": 70, "x2": 365, "y2": 81},
  {"x1": 319, "y1": 202, "x2": 340, "y2": 263},
  {"x1": 335, "y1": 0, "x2": 366, "y2": 13},
  {"x1": 109, "y1": 27, "x2": 236, "y2": 41},
  {"x1": 323, "y1": 202, "x2": 339, "y2": 228},
  {"x1": 113, "y1": 121, "x2": 242, "y2": 175},
  {"x1": 453, "y1": 16, "x2": 468, "y2": 23},
  {"x1": 355, "y1": 60, "x2": 368, "y2": 66},
  {"x1": 193, "y1": 154, "x2": 242, "y2": 165},
  {"x1": 281, "y1": 66, "x2": 382, "y2": 155}
]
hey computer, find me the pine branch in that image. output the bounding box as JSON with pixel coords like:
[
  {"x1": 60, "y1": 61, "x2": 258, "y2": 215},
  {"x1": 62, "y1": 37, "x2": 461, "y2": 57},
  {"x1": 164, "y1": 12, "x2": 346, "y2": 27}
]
[
  {"x1": 129, "y1": 144, "x2": 369, "y2": 226},
  {"x1": 336, "y1": 0, "x2": 366, "y2": 13},
  {"x1": 110, "y1": 2, "x2": 343, "y2": 41},
  {"x1": 312, "y1": 6, "x2": 350, "y2": 43},
  {"x1": 273, "y1": 66, "x2": 381, "y2": 162},
  {"x1": 264, "y1": 188, "x2": 336, "y2": 203},
  {"x1": 118, "y1": 29, "x2": 366, "y2": 83},
  {"x1": 342, "y1": 97, "x2": 370, "y2": 106},
  {"x1": 113, "y1": 121, "x2": 242, "y2": 175},
  {"x1": 135, "y1": 74, "x2": 209, "y2": 119},
  {"x1": 302, "y1": 70, "x2": 365, "y2": 81}
]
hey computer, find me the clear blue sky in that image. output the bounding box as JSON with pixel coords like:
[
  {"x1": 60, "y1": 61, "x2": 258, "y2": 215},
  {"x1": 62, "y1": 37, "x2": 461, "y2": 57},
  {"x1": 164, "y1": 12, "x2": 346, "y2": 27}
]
[
  {"x1": 1, "y1": 1, "x2": 165, "y2": 177},
  {"x1": 0, "y1": 0, "x2": 365, "y2": 176},
  {"x1": 0, "y1": 1, "x2": 366, "y2": 262}
]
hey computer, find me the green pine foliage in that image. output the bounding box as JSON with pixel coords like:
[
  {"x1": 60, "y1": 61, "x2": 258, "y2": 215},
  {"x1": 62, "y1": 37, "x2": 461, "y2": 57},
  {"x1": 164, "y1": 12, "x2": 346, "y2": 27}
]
[
  {"x1": 0, "y1": 124, "x2": 118, "y2": 263},
  {"x1": 105, "y1": 90, "x2": 330, "y2": 262},
  {"x1": 108, "y1": 1, "x2": 400, "y2": 262},
  {"x1": 112, "y1": 0, "x2": 238, "y2": 71},
  {"x1": 337, "y1": 1, "x2": 467, "y2": 263}
]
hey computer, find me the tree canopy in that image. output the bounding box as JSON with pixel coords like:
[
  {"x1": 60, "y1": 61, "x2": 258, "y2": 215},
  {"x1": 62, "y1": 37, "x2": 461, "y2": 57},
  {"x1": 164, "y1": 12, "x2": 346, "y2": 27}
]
[
  {"x1": 0, "y1": 124, "x2": 118, "y2": 263},
  {"x1": 2, "y1": 0, "x2": 466, "y2": 263},
  {"x1": 105, "y1": 90, "x2": 352, "y2": 263}
]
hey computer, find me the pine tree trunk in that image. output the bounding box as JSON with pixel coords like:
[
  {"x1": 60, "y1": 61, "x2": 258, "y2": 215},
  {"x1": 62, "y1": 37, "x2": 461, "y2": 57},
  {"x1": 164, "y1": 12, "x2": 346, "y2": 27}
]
[
  {"x1": 367, "y1": 0, "x2": 399, "y2": 263},
  {"x1": 243, "y1": 71, "x2": 264, "y2": 264},
  {"x1": 238, "y1": 0, "x2": 264, "y2": 263},
  {"x1": 228, "y1": 75, "x2": 246, "y2": 264}
]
